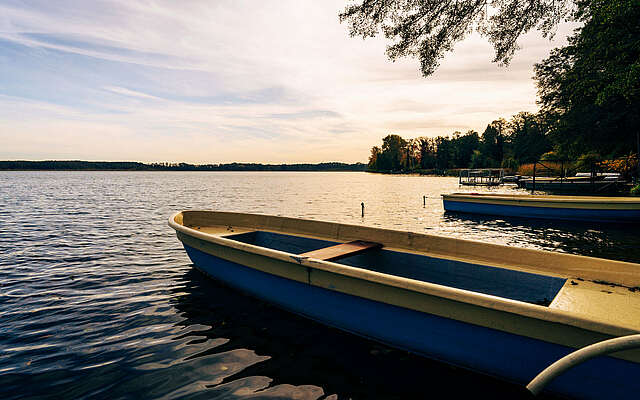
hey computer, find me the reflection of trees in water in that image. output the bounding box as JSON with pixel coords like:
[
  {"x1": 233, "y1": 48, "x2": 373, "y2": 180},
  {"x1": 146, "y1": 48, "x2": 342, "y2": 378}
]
[
  {"x1": 171, "y1": 268, "x2": 548, "y2": 400},
  {"x1": 442, "y1": 212, "x2": 640, "y2": 263}
]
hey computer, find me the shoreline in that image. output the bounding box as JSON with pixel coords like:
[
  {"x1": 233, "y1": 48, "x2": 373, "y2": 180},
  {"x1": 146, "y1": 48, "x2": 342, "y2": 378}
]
[
  {"x1": 365, "y1": 169, "x2": 459, "y2": 177},
  {"x1": 0, "y1": 169, "x2": 458, "y2": 176},
  {"x1": 0, "y1": 160, "x2": 366, "y2": 172},
  {"x1": 0, "y1": 169, "x2": 368, "y2": 172}
]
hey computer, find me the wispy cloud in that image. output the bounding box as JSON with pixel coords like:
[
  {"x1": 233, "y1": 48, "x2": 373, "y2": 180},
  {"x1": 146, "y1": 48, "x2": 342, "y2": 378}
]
[
  {"x1": 0, "y1": 1, "x2": 575, "y2": 163},
  {"x1": 103, "y1": 86, "x2": 162, "y2": 100}
]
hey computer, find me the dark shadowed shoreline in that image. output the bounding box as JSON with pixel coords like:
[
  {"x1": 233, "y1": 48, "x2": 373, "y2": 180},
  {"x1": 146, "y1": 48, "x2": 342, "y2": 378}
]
[{"x1": 0, "y1": 160, "x2": 366, "y2": 172}]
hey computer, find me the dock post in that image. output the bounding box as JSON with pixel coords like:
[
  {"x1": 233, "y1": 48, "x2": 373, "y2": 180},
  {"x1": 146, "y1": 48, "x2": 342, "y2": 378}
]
[
  {"x1": 591, "y1": 162, "x2": 595, "y2": 192},
  {"x1": 532, "y1": 163, "x2": 536, "y2": 194},
  {"x1": 423, "y1": 196, "x2": 426, "y2": 207},
  {"x1": 637, "y1": 131, "x2": 639, "y2": 182}
]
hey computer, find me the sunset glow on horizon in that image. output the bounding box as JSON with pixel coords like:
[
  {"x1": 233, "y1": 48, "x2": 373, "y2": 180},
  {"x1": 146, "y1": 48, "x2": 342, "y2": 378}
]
[{"x1": 0, "y1": 0, "x2": 577, "y2": 164}]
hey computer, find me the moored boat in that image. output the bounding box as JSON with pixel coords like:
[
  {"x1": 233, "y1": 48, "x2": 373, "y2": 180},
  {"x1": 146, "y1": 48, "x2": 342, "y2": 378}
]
[
  {"x1": 169, "y1": 211, "x2": 640, "y2": 399},
  {"x1": 442, "y1": 193, "x2": 640, "y2": 223}
]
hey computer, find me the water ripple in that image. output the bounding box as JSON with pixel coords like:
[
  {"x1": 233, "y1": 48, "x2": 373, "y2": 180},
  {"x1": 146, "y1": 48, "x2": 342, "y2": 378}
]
[{"x1": 2, "y1": 171, "x2": 636, "y2": 399}]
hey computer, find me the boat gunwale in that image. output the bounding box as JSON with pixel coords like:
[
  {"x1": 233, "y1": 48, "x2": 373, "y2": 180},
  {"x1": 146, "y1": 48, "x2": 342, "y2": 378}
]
[
  {"x1": 442, "y1": 193, "x2": 640, "y2": 207},
  {"x1": 168, "y1": 211, "x2": 640, "y2": 338}
]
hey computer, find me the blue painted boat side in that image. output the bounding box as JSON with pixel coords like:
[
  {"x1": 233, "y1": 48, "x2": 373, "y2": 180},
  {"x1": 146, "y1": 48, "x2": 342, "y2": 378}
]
[
  {"x1": 183, "y1": 244, "x2": 640, "y2": 400},
  {"x1": 443, "y1": 199, "x2": 640, "y2": 222}
]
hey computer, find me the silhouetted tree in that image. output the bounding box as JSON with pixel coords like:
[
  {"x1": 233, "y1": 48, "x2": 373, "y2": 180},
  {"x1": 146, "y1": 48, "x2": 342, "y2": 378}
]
[
  {"x1": 368, "y1": 146, "x2": 382, "y2": 170},
  {"x1": 340, "y1": 0, "x2": 575, "y2": 76},
  {"x1": 534, "y1": 0, "x2": 640, "y2": 158},
  {"x1": 479, "y1": 119, "x2": 506, "y2": 166},
  {"x1": 504, "y1": 112, "x2": 551, "y2": 164},
  {"x1": 379, "y1": 134, "x2": 408, "y2": 170},
  {"x1": 435, "y1": 136, "x2": 453, "y2": 170},
  {"x1": 451, "y1": 130, "x2": 480, "y2": 168},
  {"x1": 418, "y1": 137, "x2": 437, "y2": 169}
]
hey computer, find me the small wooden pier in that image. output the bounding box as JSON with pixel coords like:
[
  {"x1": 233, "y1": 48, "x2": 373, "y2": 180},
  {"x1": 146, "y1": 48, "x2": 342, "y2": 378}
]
[
  {"x1": 516, "y1": 159, "x2": 631, "y2": 194},
  {"x1": 459, "y1": 169, "x2": 504, "y2": 186}
]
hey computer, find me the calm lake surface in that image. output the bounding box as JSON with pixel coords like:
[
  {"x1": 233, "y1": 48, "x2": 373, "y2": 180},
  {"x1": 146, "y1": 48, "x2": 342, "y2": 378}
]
[{"x1": 2, "y1": 171, "x2": 638, "y2": 399}]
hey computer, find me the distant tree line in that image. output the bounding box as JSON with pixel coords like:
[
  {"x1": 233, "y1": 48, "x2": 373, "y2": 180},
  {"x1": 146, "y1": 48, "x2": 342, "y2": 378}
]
[
  {"x1": 368, "y1": 0, "x2": 639, "y2": 176},
  {"x1": 368, "y1": 112, "x2": 550, "y2": 173},
  {"x1": 0, "y1": 161, "x2": 366, "y2": 172}
]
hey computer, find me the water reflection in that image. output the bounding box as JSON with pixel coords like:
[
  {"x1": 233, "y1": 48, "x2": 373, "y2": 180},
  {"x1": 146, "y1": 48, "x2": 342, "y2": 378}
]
[
  {"x1": 169, "y1": 269, "x2": 557, "y2": 399},
  {"x1": 1, "y1": 171, "x2": 633, "y2": 400},
  {"x1": 442, "y1": 211, "x2": 640, "y2": 262}
]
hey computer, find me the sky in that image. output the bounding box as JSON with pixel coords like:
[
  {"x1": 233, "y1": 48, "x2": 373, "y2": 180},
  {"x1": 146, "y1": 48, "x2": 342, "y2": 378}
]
[{"x1": 0, "y1": 0, "x2": 577, "y2": 164}]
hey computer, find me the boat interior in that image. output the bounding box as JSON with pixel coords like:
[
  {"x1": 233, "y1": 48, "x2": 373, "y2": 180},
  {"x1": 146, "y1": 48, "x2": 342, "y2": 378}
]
[
  {"x1": 225, "y1": 230, "x2": 565, "y2": 306},
  {"x1": 174, "y1": 211, "x2": 640, "y2": 330}
]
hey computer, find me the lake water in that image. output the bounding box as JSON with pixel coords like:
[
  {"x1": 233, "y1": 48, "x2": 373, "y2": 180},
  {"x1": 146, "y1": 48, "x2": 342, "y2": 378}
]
[{"x1": 1, "y1": 171, "x2": 638, "y2": 399}]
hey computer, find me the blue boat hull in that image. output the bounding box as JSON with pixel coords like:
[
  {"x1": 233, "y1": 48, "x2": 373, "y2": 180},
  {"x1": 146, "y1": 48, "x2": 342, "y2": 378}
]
[
  {"x1": 443, "y1": 199, "x2": 640, "y2": 223},
  {"x1": 183, "y1": 243, "x2": 640, "y2": 399}
]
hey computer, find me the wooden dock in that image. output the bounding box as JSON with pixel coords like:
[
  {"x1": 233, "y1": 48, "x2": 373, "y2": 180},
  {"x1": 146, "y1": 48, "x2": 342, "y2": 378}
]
[{"x1": 459, "y1": 169, "x2": 504, "y2": 186}]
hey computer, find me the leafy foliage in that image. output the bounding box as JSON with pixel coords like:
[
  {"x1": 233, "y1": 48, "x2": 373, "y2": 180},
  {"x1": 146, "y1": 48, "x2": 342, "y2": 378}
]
[
  {"x1": 354, "y1": 1, "x2": 640, "y2": 176},
  {"x1": 504, "y1": 112, "x2": 552, "y2": 163},
  {"x1": 534, "y1": 0, "x2": 640, "y2": 158},
  {"x1": 517, "y1": 162, "x2": 564, "y2": 176},
  {"x1": 479, "y1": 118, "x2": 506, "y2": 165},
  {"x1": 339, "y1": 0, "x2": 574, "y2": 76},
  {"x1": 598, "y1": 154, "x2": 638, "y2": 179},
  {"x1": 367, "y1": 110, "x2": 561, "y2": 172}
]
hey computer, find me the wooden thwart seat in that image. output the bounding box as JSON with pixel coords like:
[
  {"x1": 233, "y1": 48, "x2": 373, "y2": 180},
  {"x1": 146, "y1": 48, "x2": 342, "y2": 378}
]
[{"x1": 299, "y1": 240, "x2": 382, "y2": 261}]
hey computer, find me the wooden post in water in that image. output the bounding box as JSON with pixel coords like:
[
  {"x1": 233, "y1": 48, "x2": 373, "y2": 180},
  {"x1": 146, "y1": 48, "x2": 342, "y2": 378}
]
[
  {"x1": 591, "y1": 161, "x2": 596, "y2": 192},
  {"x1": 532, "y1": 162, "x2": 536, "y2": 194},
  {"x1": 423, "y1": 196, "x2": 426, "y2": 207},
  {"x1": 361, "y1": 202, "x2": 365, "y2": 217}
]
